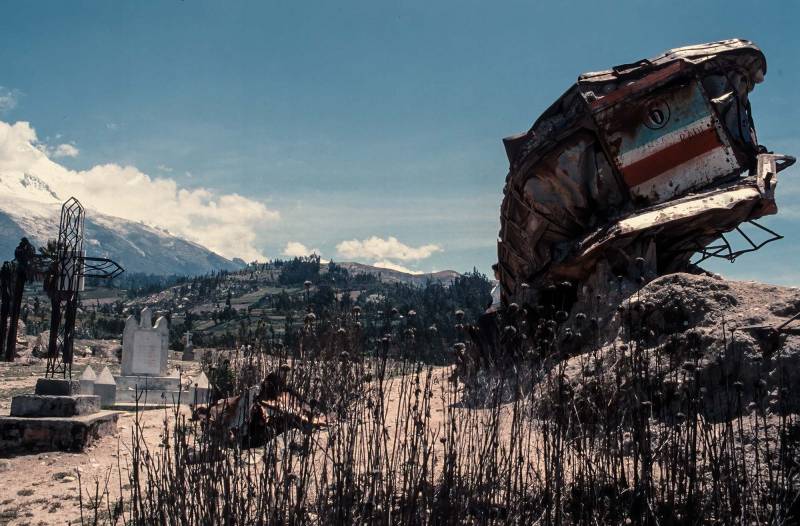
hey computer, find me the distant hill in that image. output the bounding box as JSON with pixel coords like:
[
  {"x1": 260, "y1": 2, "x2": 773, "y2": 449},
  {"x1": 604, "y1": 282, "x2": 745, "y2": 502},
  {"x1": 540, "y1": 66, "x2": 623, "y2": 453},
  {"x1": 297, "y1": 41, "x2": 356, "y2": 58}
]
[{"x1": 330, "y1": 262, "x2": 460, "y2": 286}]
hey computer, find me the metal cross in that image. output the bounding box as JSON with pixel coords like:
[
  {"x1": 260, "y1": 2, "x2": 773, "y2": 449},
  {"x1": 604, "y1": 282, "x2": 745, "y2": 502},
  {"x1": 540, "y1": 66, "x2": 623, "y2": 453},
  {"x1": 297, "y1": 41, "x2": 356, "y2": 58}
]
[{"x1": 0, "y1": 197, "x2": 124, "y2": 379}]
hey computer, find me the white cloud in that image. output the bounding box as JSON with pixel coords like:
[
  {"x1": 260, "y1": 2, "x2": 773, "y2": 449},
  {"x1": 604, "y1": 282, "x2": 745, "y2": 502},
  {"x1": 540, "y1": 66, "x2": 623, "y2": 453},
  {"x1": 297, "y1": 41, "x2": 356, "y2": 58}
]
[
  {"x1": 51, "y1": 143, "x2": 79, "y2": 158},
  {"x1": 372, "y1": 260, "x2": 424, "y2": 275},
  {"x1": 335, "y1": 236, "x2": 441, "y2": 275},
  {"x1": 0, "y1": 87, "x2": 20, "y2": 113},
  {"x1": 35, "y1": 141, "x2": 80, "y2": 159},
  {"x1": 0, "y1": 120, "x2": 278, "y2": 261},
  {"x1": 336, "y1": 236, "x2": 441, "y2": 262},
  {"x1": 156, "y1": 164, "x2": 173, "y2": 173},
  {"x1": 282, "y1": 241, "x2": 320, "y2": 257}
]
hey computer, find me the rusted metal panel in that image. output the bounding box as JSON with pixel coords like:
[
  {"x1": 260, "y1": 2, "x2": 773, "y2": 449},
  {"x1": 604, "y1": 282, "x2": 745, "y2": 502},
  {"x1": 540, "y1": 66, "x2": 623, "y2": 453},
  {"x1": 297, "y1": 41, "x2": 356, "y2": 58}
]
[
  {"x1": 593, "y1": 79, "x2": 740, "y2": 204},
  {"x1": 583, "y1": 61, "x2": 685, "y2": 112}
]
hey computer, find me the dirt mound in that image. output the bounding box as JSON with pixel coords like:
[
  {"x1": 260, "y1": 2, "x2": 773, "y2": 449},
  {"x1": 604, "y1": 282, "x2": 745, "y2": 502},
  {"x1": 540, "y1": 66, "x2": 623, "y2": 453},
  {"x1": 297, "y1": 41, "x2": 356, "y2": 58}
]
[
  {"x1": 619, "y1": 272, "x2": 798, "y2": 336},
  {"x1": 551, "y1": 273, "x2": 800, "y2": 421}
]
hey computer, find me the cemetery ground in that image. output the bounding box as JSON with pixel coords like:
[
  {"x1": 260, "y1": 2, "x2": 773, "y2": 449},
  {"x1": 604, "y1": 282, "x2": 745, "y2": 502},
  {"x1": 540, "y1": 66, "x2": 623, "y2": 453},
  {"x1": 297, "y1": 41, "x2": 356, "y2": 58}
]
[{"x1": 0, "y1": 350, "x2": 201, "y2": 525}]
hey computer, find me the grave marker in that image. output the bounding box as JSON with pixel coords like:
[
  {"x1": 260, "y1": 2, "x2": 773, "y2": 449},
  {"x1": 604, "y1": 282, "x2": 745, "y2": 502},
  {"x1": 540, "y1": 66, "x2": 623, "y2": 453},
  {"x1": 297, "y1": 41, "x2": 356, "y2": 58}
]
[
  {"x1": 121, "y1": 307, "x2": 169, "y2": 377},
  {"x1": 79, "y1": 365, "x2": 96, "y2": 395}
]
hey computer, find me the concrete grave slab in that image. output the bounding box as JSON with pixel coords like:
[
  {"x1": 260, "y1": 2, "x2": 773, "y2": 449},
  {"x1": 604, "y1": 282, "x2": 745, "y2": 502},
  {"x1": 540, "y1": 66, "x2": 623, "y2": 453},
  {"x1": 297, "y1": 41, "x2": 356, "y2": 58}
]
[
  {"x1": 10, "y1": 395, "x2": 100, "y2": 417},
  {"x1": 0, "y1": 411, "x2": 119, "y2": 455}
]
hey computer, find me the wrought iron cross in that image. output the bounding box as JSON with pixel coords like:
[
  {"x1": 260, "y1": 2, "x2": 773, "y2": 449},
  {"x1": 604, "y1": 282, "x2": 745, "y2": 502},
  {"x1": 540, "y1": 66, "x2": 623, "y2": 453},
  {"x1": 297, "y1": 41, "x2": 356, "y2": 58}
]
[{"x1": 43, "y1": 197, "x2": 124, "y2": 378}]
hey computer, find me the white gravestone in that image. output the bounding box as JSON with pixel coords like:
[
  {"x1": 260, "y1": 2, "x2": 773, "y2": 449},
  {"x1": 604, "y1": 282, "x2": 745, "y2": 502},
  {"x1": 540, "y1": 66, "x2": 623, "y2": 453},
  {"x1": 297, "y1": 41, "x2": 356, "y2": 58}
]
[
  {"x1": 121, "y1": 307, "x2": 170, "y2": 376},
  {"x1": 95, "y1": 366, "x2": 117, "y2": 408},
  {"x1": 79, "y1": 365, "x2": 97, "y2": 395}
]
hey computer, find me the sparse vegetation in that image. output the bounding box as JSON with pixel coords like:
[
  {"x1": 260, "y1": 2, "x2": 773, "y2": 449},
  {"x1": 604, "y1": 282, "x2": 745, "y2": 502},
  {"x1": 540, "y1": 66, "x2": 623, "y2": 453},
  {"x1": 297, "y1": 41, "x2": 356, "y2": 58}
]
[{"x1": 77, "y1": 276, "x2": 800, "y2": 525}]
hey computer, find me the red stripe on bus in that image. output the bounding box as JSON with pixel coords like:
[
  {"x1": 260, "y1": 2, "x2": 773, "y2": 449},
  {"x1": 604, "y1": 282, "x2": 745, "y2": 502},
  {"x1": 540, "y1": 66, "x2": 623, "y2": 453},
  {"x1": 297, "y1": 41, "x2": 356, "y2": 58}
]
[{"x1": 621, "y1": 127, "x2": 722, "y2": 187}]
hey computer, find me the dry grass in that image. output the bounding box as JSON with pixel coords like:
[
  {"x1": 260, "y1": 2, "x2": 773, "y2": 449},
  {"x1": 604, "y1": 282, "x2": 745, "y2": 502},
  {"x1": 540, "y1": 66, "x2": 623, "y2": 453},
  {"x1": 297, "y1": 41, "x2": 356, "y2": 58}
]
[{"x1": 78, "y1": 298, "x2": 800, "y2": 525}]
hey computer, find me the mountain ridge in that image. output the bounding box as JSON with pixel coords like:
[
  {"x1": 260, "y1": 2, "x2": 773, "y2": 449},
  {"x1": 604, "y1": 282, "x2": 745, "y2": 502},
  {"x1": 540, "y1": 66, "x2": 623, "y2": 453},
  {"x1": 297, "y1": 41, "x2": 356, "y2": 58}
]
[{"x1": 0, "y1": 171, "x2": 243, "y2": 275}]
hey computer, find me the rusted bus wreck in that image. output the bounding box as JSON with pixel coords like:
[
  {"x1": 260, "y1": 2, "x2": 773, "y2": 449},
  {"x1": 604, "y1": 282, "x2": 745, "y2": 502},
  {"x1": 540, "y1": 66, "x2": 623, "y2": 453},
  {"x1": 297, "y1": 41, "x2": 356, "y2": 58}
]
[{"x1": 497, "y1": 39, "x2": 795, "y2": 313}]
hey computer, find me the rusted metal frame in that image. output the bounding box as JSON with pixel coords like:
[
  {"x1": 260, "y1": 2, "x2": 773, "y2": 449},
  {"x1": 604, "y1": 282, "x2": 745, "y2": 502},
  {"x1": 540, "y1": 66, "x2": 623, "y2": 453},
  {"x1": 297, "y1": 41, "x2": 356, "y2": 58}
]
[
  {"x1": 585, "y1": 101, "x2": 634, "y2": 205},
  {"x1": 731, "y1": 220, "x2": 784, "y2": 259},
  {"x1": 502, "y1": 217, "x2": 531, "y2": 253},
  {"x1": 497, "y1": 242, "x2": 532, "y2": 297},
  {"x1": 518, "y1": 92, "x2": 587, "y2": 163},
  {"x1": 514, "y1": 222, "x2": 577, "y2": 290},
  {"x1": 0, "y1": 263, "x2": 12, "y2": 361},
  {"x1": 584, "y1": 61, "x2": 685, "y2": 112},
  {"x1": 700, "y1": 74, "x2": 746, "y2": 167},
  {"x1": 494, "y1": 259, "x2": 515, "y2": 302},
  {"x1": 498, "y1": 241, "x2": 531, "y2": 275},
  {"x1": 692, "y1": 220, "x2": 783, "y2": 264},
  {"x1": 745, "y1": 219, "x2": 783, "y2": 242},
  {"x1": 693, "y1": 235, "x2": 734, "y2": 264},
  {"x1": 505, "y1": 188, "x2": 575, "y2": 238},
  {"x1": 735, "y1": 225, "x2": 760, "y2": 252},
  {"x1": 722, "y1": 220, "x2": 783, "y2": 260},
  {"x1": 577, "y1": 41, "x2": 764, "y2": 87},
  {"x1": 511, "y1": 108, "x2": 593, "y2": 177},
  {"x1": 722, "y1": 68, "x2": 756, "y2": 155},
  {"x1": 46, "y1": 198, "x2": 85, "y2": 379},
  {"x1": 80, "y1": 257, "x2": 124, "y2": 280},
  {"x1": 504, "y1": 216, "x2": 552, "y2": 268},
  {"x1": 500, "y1": 194, "x2": 563, "y2": 271}
]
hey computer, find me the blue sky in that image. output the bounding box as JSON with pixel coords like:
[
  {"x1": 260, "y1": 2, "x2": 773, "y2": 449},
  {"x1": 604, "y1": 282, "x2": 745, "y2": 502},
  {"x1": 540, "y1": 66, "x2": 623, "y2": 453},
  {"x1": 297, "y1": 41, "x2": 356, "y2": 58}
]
[{"x1": 1, "y1": 1, "x2": 798, "y2": 281}]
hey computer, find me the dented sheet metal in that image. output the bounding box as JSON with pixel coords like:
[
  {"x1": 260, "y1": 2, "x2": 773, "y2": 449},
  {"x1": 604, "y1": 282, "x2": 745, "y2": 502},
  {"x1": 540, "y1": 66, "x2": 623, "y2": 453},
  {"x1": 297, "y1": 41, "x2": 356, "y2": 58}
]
[{"x1": 497, "y1": 39, "x2": 795, "y2": 311}]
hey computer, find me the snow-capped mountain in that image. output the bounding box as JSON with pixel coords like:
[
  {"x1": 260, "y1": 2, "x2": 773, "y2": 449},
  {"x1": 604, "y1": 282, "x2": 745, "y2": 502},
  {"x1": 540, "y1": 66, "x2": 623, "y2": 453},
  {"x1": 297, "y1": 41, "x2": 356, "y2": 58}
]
[{"x1": 0, "y1": 171, "x2": 243, "y2": 276}]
